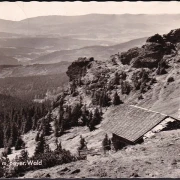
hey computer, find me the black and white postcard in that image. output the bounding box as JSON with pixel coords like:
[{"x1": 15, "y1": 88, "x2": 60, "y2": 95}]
[{"x1": 0, "y1": 1, "x2": 180, "y2": 178}]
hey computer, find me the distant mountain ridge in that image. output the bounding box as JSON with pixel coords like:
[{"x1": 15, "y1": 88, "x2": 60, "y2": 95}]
[
  {"x1": 1, "y1": 14, "x2": 180, "y2": 43},
  {"x1": 31, "y1": 37, "x2": 147, "y2": 64},
  {"x1": 1, "y1": 14, "x2": 180, "y2": 66}
]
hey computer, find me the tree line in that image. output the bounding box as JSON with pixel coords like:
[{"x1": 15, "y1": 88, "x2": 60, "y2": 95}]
[
  {"x1": 0, "y1": 101, "x2": 50, "y2": 155},
  {"x1": 0, "y1": 137, "x2": 77, "y2": 178}
]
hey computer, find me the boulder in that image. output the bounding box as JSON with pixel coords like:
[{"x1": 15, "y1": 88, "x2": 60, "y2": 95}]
[
  {"x1": 146, "y1": 34, "x2": 165, "y2": 45},
  {"x1": 163, "y1": 28, "x2": 180, "y2": 43},
  {"x1": 130, "y1": 172, "x2": 140, "y2": 178},
  {"x1": 131, "y1": 41, "x2": 176, "y2": 69},
  {"x1": 120, "y1": 47, "x2": 141, "y2": 65},
  {"x1": 131, "y1": 43, "x2": 164, "y2": 69},
  {"x1": 119, "y1": 29, "x2": 178, "y2": 69},
  {"x1": 42, "y1": 173, "x2": 51, "y2": 178},
  {"x1": 70, "y1": 169, "x2": 81, "y2": 174}
]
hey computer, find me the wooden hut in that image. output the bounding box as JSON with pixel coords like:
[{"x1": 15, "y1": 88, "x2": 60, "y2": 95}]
[{"x1": 102, "y1": 105, "x2": 180, "y2": 150}]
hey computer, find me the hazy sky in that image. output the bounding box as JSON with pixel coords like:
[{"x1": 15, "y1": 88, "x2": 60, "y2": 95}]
[{"x1": 0, "y1": 1, "x2": 180, "y2": 21}]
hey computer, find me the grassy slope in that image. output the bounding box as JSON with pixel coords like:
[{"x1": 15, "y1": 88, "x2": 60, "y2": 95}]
[
  {"x1": 4, "y1": 95, "x2": 180, "y2": 178},
  {"x1": 23, "y1": 128, "x2": 180, "y2": 178},
  {"x1": 137, "y1": 61, "x2": 180, "y2": 119}
]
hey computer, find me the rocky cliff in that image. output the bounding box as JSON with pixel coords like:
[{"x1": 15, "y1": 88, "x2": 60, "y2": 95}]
[{"x1": 62, "y1": 28, "x2": 180, "y2": 119}]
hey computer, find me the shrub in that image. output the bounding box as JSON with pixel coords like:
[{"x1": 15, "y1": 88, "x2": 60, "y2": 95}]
[
  {"x1": 35, "y1": 132, "x2": 40, "y2": 142},
  {"x1": 112, "y1": 91, "x2": 122, "y2": 105},
  {"x1": 15, "y1": 136, "x2": 25, "y2": 150},
  {"x1": 3, "y1": 146, "x2": 12, "y2": 156},
  {"x1": 34, "y1": 134, "x2": 46, "y2": 156},
  {"x1": 167, "y1": 76, "x2": 174, "y2": 83},
  {"x1": 88, "y1": 108, "x2": 102, "y2": 131},
  {"x1": 4, "y1": 140, "x2": 76, "y2": 178},
  {"x1": 121, "y1": 81, "x2": 131, "y2": 95},
  {"x1": 0, "y1": 156, "x2": 10, "y2": 178}
]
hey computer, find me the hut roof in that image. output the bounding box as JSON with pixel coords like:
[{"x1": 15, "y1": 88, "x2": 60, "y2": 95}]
[{"x1": 102, "y1": 105, "x2": 170, "y2": 143}]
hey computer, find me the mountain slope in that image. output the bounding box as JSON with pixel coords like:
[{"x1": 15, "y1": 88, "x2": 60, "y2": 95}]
[{"x1": 23, "y1": 129, "x2": 180, "y2": 178}]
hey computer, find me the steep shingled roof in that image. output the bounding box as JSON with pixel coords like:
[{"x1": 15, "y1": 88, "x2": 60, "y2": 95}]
[{"x1": 102, "y1": 105, "x2": 169, "y2": 143}]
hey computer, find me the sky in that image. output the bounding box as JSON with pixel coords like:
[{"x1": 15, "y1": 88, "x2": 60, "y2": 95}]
[{"x1": 0, "y1": 1, "x2": 180, "y2": 21}]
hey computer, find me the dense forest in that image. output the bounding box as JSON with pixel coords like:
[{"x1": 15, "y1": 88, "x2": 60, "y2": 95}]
[{"x1": 0, "y1": 73, "x2": 68, "y2": 101}]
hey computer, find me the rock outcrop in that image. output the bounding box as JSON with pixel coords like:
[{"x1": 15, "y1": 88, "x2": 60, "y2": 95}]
[
  {"x1": 146, "y1": 33, "x2": 165, "y2": 45},
  {"x1": 163, "y1": 28, "x2": 180, "y2": 43},
  {"x1": 66, "y1": 57, "x2": 94, "y2": 81},
  {"x1": 120, "y1": 47, "x2": 141, "y2": 65},
  {"x1": 119, "y1": 33, "x2": 177, "y2": 69}
]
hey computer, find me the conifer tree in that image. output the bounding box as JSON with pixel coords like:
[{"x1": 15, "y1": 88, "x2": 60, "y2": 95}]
[
  {"x1": 112, "y1": 91, "x2": 122, "y2": 105},
  {"x1": 15, "y1": 136, "x2": 25, "y2": 150},
  {"x1": 87, "y1": 111, "x2": 93, "y2": 127},
  {"x1": 58, "y1": 105, "x2": 64, "y2": 135},
  {"x1": 42, "y1": 117, "x2": 51, "y2": 136},
  {"x1": 3, "y1": 123, "x2": 11, "y2": 149},
  {"x1": 22, "y1": 115, "x2": 32, "y2": 134},
  {"x1": 104, "y1": 91, "x2": 111, "y2": 107},
  {"x1": 35, "y1": 132, "x2": 40, "y2": 142},
  {"x1": 71, "y1": 104, "x2": 82, "y2": 126},
  {"x1": 114, "y1": 72, "x2": 120, "y2": 85},
  {"x1": 14, "y1": 150, "x2": 29, "y2": 175},
  {"x1": 44, "y1": 143, "x2": 51, "y2": 153},
  {"x1": 54, "y1": 119, "x2": 59, "y2": 137},
  {"x1": 34, "y1": 134, "x2": 46, "y2": 156},
  {"x1": 19, "y1": 149, "x2": 29, "y2": 162},
  {"x1": 102, "y1": 134, "x2": 111, "y2": 154},
  {"x1": 16, "y1": 114, "x2": 22, "y2": 131},
  {"x1": 0, "y1": 124, "x2": 4, "y2": 148},
  {"x1": 93, "y1": 108, "x2": 102, "y2": 125},
  {"x1": 0, "y1": 158, "x2": 4, "y2": 177},
  {"x1": 63, "y1": 105, "x2": 72, "y2": 129},
  {"x1": 81, "y1": 105, "x2": 89, "y2": 126},
  {"x1": 10, "y1": 122, "x2": 18, "y2": 146},
  {"x1": 40, "y1": 103, "x2": 46, "y2": 117},
  {"x1": 32, "y1": 115, "x2": 38, "y2": 131},
  {"x1": 55, "y1": 138, "x2": 62, "y2": 152},
  {"x1": 67, "y1": 105, "x2": 72, "y2": 122},
  {"x1": 0, "y1": 156, "x2": 10, "y2": 177},
  {"x1": 70, "y1": 80, "x2": 77, "y2": 94},
  {"x1": 88, "y1": 108, "x2": 102, "y2": 131},
  {"x1": 4, "y1": 146, "x2": 12, "y2": 155},
  {"x1": 99, "y1": 108, "x2": 103, "y2": 116},
  {"x1": 100, "y1": 90, "x2": 111, "y2": 107}
]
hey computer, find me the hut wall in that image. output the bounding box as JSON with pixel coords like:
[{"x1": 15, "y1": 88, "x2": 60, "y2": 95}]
[
  {"x1": 143, "y1": 117, "x2": 180, "y2": 139},
  {"x1": 111, "y1": 133, "x2": 133, "y2": 151}
]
